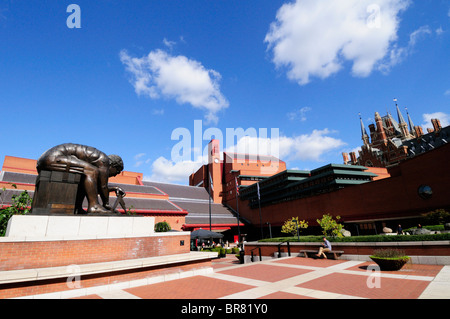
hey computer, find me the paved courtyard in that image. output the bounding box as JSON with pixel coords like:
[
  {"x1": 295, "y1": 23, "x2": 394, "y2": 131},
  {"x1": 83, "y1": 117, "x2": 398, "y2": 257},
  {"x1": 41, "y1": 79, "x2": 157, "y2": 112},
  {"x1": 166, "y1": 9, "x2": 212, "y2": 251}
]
[{"x1": 73, "y1": 254, "x2": 450, "y2": 300}]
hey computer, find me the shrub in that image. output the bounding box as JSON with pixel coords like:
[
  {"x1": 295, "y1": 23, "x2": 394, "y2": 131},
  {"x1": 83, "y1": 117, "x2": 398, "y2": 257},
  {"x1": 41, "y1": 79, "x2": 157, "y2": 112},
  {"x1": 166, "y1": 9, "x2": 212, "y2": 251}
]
[
  {"x1": 154, "y1": 221, "x2": 171, "y2": 232},
  {"x1": 0, "y1": 188, "x2": 32, "y2": 236},
  {"x1": 259, "y1": 233, "x2": 450, "y2": 243},
  {"x1": 370, "y1": 249, "x2": 410, "y2": 271},
  {"x1": 281, "y1": 217, "x2": 308, "y2": 236},
  {"x1": 422, "y1": 209, "x2": 450, "y2": 225},
  {"x1": 317, "y1": 214, "x2": 343, "y2": 238},
  {"x1": 219, "y1": 248, "x2": 226, "y2": 257},
  {"x1": 371, "y1": 249, "x2": 407, "y2": 258}
]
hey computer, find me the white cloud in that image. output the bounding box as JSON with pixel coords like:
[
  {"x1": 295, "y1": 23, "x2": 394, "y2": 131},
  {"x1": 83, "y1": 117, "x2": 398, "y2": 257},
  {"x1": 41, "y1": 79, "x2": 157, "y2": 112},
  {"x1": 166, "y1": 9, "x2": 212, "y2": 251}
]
[
  {"x1": 226, "y1": 129, "x2": 346, "y2": 162},
  {"x1": 152, "y1": 108, "x2": 164, "y2": 115},
  {"x1": 381, "y1": 25, "x2": 432, "y2": 72},
  {"x1": 120, "y1": 49, "x2": 229, "y2": 124},
  {"x1": 445, "y1": 89, "x2": 450, "y2": 96},
  {"x1": 147, "y1": 156, "x2": 204, "y2": 183},
  {"x1": 421, "y1": 112, "x2": 450, "y2": 130},
  {"x1": 265, "y1": 0, "x2": 411, "y2": 85},
  {"x1": 287, "y1": 106, "x2": 311, "y2": 121},
  {"x1": 147, "y1": 128, "x2": 346, "y2": 183},
  {"x1": 162, "y1": 38, "x2": 176, "y2": 49},
  {"x1": 134, "y1": 153, "x2": 151, "y2": 168}
]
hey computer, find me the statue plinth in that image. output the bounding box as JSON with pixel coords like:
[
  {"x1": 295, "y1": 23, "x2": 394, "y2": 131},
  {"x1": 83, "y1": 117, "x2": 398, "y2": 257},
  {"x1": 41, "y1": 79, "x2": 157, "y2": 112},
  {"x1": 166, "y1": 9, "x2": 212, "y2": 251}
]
[{"x1": 31, "y1": 170, "x2": 83, "y2": 215}]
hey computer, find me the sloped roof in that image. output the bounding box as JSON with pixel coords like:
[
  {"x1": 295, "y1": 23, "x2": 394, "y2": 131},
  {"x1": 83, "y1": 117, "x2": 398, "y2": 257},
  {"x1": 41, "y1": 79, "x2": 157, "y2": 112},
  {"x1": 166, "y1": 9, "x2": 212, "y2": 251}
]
[{"x1": 143, "y1": 180, "x2": 210, "y2": 200}]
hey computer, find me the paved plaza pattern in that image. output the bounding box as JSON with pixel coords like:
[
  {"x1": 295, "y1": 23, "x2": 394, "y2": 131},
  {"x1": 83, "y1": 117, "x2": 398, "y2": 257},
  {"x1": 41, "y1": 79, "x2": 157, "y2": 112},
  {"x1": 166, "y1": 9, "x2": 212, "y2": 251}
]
[{"x1": 73, "y1": 255, "x2": 450, "y2": 300}]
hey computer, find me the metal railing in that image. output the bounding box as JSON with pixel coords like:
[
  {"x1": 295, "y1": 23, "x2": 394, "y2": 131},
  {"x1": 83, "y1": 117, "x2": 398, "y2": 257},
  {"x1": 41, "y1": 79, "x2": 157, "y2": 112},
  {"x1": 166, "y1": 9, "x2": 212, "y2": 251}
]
[
  {"x1": 277, "y1": 241, "x2": 291, "y2": 258},
  {"x1": 250, "y1": 247, "x2": 262, "y2": 262}
]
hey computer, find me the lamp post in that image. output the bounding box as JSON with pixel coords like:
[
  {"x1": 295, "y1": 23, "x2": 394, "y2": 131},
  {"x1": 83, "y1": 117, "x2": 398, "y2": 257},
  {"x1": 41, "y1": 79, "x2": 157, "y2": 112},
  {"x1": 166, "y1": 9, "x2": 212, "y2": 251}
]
[
  {"x1": 266, "y1": 222, "x2": 272, "y2": 238},
  {"x1": 294, "y1": 219, "x2": 300, "y2": 241}
]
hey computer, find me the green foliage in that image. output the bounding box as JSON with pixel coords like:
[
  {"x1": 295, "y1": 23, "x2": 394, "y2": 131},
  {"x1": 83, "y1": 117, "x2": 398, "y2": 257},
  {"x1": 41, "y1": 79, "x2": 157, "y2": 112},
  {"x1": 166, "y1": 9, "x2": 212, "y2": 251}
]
[
  {"x1": 154, "y1": 221, "x2": 171, "y2": 232},
  {"x1": 125, "y1": 205, "x2": 137, "y2": 216},
  {"x1": 260, "y1": 232, "x2": 450, "y2": 243},
  {"x1": 422, "y1": 209, "x2": 450, "y2": 225},
  {"x1": 219, "y1": 248, "x2": 226, "y2": 257},
  {"x1": 0, "y1": 187, "x2": 33, "y2": 236},
  {"x1": 371, "y1": 248, "x2": 408, "y2": 259},
  {"x1": 317, "y1": 213, "x2": 343, "y2": 238},
  {"x1": 281, "y1": 217, "x2": 308, "y2": 236}
]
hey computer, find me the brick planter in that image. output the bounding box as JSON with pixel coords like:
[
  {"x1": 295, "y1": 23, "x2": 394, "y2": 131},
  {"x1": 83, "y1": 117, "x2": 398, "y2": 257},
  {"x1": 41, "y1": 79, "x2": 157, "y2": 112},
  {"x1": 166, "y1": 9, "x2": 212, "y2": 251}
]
[{"x1": 244, "y1": 241, "x2": 450, "y2": 265}]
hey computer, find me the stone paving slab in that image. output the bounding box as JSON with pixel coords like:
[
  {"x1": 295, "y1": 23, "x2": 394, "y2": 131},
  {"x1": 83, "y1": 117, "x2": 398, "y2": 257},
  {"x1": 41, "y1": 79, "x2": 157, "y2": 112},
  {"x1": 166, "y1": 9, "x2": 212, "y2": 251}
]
[{"x1": 64, "y1": 256, "x2": 450, "y2": 300}]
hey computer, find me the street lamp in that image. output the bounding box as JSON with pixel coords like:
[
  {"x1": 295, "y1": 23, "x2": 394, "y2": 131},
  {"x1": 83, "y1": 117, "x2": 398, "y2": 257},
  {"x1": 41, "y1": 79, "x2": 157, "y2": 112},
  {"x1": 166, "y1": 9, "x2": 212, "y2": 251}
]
[
  {"x1": 293, "y1": 219, "x2": 300, "y2": 241},
  {"x1": 266, "y1": 222, "x2": 272, "y2": 238}
]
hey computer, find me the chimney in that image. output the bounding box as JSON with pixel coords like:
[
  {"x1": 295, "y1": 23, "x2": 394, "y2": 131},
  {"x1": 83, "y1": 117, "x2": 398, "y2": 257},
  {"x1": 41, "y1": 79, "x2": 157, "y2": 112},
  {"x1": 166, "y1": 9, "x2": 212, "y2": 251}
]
[
  {"x1": 431, "y1": 119, "x2": 442, "y2": 132},
  {"x1": 375, "y1": 112, "x2": 387, "y2": 143},
  {"x1": 350, "y1": 152, "x2": 357, "y2": 164},
  {"x1": 427, "y1": 128, "x2": 434, "y2": 133},
  {"x1": 342, "y1": 152, "x2": 349, "y2": 165},
  {"x1": 414, "y1": 126, "x2": 423, "y2": 138}
]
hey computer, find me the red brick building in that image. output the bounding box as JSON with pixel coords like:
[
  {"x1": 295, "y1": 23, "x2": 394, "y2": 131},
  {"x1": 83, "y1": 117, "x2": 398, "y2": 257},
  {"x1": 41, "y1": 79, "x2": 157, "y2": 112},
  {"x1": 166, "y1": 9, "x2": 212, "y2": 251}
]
[{"x1": 343, "y1": 104, "x2": 449, "y2": 168}]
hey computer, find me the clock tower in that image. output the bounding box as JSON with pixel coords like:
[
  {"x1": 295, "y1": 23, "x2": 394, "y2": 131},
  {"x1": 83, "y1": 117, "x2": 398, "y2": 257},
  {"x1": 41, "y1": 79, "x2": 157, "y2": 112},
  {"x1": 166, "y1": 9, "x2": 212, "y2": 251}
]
[{"x1": 208, "y1": 139, "x2": 222, "y2": 203}]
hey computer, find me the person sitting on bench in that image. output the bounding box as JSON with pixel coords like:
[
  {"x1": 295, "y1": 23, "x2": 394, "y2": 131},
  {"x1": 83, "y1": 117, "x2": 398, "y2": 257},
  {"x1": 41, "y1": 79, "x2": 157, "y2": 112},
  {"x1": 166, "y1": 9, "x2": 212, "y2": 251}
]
[{"x1": 316, "y1": 237, "x2": 332, "y2": 259}]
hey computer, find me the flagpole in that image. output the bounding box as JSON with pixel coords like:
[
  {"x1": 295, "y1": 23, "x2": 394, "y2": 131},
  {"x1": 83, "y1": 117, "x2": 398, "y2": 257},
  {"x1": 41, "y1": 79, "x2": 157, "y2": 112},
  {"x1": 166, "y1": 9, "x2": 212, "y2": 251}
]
[
  {"x1": 257, "y1": 182, "x2": 263, "y2": 239},
  {"x1": 235, "y1": 177, "x2": 241, "y2": 244},
  {"x1": 209, "y1": 173, "x2": 212, "y2": 232},
  {"x1": 209, "y1": 186, "x2": 212, "y2": 232}
]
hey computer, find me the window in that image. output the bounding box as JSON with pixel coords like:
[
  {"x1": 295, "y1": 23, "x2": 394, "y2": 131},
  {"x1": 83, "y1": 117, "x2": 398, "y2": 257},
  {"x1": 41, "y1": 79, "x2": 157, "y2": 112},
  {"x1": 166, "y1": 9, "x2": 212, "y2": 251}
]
[{"x1": 418, "y1": 185, "x2": 432, "y2": 199}]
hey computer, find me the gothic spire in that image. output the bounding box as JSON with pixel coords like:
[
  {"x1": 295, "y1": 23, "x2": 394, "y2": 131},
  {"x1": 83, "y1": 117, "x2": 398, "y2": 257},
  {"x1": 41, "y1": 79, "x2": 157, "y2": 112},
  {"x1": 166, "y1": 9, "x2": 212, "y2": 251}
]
[
  {"x1": 359, "y1": 113, "x2": 369, "y2": 146},
  {"x1": 394, "y1": 98, "x2": 409, "y2": 138},
  {"x1": 405, "y1": 107, "x2": 415, "y2": 136},
  {"x1": 395, "y1": 101, "x2": 407, "y2": 125}
]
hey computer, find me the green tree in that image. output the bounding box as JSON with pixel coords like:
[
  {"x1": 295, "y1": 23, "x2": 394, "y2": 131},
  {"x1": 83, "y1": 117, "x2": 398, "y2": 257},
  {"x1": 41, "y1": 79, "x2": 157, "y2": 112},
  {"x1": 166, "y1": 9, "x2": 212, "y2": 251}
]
[
  {"x1": 154, "y1": 221, "x2": 171, "y2": 232},
  {"x1": 0, "y1": 186, "x2": 33, "y2": 236},
  {"x1": 422, "y1": 209, "x2": 450, "y2": 225},
  {"x1": 281, "y1": 217, "x2": 308, "y2": 236},
  {"x1": 317, "y1": 214, "x2": 343, "y2": 238}
]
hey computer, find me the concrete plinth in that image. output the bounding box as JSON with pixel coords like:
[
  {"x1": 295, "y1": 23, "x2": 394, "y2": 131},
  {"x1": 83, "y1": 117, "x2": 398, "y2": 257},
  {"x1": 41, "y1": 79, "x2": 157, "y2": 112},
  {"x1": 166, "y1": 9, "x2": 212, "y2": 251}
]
[{"x1": 5, "y1": 215, "x2": 155, "y2": 239}]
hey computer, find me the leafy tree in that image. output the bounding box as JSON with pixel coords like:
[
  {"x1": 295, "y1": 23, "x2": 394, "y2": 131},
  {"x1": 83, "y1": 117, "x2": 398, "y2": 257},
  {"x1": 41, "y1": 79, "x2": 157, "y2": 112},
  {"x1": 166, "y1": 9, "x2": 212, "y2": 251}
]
[
  {"x1": 0, "y1": 186, "x2": 32, "y2": 236},
  {"x1": 422, "y1": 209, "x2": 450, "y2": 225},
  {"x1": 154, "y1": 221, "x2": 171, "y2": 232},
  {"x1": 281, "y1": 217, "x2": 308, "y2": 236},
  {"x1": 317, "y1": 213, "x2": 343, "y2": 238}
]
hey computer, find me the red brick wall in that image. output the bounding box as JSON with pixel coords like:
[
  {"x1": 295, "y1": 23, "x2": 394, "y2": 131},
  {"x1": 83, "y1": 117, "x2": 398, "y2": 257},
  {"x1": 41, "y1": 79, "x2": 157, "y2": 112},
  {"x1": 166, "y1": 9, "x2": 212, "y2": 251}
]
[
  {"x1": 0, "y1": 234, "x2": 190, "y2": 271},
  {"x1": 238, "y1": 143, "x2": 450, "y2": 226},
  {"x1": 245, "y1": 242, "x2": 450, "y2": 257},
  {"x1": 0, "y1": 259, "x2": 211, "y2": 299}
]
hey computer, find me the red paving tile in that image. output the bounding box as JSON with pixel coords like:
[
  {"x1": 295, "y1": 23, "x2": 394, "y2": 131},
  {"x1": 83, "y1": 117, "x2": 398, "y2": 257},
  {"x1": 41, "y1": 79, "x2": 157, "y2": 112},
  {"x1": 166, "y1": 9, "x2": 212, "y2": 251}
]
[
  {"x1": 218, "y1": 263, "x2": 313, "y2": 282},
  {"x1": 212, "y1": 256, "x2": 241, "y2": 270},
  {"x1": 296, "y1": 272, "x2": 431, "y2": 299},
  {"x1": 71, "y1": 257, "x2": 445, "y2": 300},
  {"x1": 124, "y1": 275, "x2": 255, "y2": 299}
]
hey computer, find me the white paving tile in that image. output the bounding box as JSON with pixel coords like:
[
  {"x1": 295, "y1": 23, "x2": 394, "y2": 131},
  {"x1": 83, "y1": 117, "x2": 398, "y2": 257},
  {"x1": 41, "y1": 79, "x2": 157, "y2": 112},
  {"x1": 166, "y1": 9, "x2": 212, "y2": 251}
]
[{"x1": 97, "y1": 290, "x2": 141, "y2": 299}]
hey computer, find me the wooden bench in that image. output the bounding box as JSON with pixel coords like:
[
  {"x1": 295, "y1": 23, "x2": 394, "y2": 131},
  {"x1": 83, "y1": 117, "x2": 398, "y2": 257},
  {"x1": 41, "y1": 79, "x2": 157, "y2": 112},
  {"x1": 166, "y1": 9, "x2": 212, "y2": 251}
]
[{"x1": 300, "y1": 250, "x2": 344, "y2": 260}]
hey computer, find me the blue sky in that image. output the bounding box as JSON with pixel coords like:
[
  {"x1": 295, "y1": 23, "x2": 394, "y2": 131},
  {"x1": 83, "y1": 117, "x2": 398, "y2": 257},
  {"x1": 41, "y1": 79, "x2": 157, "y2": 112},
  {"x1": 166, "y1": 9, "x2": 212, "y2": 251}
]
[{"x1": 0, "y1": 0, "x2": 449, "y2": 184}]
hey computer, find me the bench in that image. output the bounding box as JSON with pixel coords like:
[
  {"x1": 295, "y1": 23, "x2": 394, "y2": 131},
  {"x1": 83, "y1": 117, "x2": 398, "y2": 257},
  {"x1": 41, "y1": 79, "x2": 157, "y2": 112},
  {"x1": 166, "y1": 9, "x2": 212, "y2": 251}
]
[{"x1": 300, "y1": 250, "x2": 344, "y2": 260}]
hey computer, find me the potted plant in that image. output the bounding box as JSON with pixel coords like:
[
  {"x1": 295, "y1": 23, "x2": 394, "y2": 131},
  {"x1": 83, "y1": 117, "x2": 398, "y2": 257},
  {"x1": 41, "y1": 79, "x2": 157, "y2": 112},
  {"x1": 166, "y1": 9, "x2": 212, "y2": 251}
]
[
  {"x1": 219, "y1": 248, "x2": 226, "y2": 258},
  {"x1": 370, "y1": 249, "x2": 410, "y2": 271}
]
